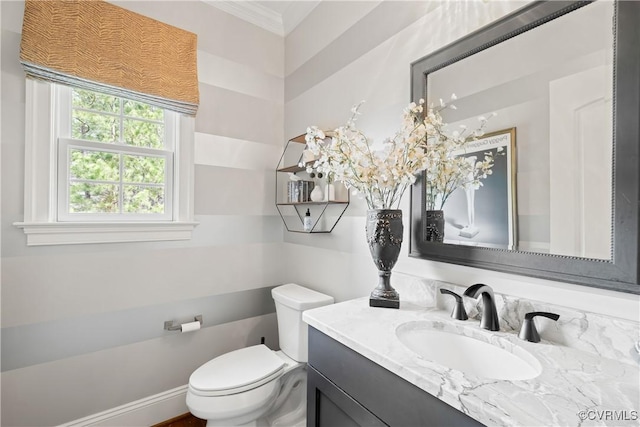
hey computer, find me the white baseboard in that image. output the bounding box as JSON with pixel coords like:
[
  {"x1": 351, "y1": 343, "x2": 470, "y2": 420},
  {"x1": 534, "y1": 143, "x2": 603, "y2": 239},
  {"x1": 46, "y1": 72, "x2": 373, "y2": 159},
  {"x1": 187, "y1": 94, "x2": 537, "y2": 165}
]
[{"x1": 59, "y1": 385, "x2": 189, "y2": 427}]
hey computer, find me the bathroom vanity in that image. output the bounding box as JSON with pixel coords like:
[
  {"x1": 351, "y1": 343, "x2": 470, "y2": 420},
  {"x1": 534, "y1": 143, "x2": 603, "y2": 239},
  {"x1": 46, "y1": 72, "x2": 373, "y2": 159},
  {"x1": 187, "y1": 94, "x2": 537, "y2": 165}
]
[
  {"x1": 307, "y1": 326, "x2": 483, "y2": 426},
  {"x1": 303, "y1": 295, "x2": 639, "y2": 427}
]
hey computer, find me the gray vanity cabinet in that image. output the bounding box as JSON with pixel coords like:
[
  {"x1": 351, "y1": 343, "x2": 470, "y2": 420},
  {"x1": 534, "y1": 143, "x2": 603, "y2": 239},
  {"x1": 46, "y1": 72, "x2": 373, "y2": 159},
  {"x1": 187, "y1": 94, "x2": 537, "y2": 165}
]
[{"x1": 307, "y1": 327, "x2": 485, "y2": 427}]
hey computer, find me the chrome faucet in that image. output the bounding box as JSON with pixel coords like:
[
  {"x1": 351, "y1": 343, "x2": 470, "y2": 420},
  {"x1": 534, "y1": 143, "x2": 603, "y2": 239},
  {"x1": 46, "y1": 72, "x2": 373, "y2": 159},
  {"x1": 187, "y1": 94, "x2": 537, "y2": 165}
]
[{"x1": 463, "y1": 283, "x2": 500, "y2": 331}]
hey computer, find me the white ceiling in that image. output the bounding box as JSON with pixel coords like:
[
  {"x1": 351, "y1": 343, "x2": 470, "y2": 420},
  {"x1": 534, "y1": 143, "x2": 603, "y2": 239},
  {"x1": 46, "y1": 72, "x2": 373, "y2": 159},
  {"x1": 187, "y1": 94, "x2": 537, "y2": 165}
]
[{"x1": 203, "y1": 1, "x2": 320, "y2": 36}]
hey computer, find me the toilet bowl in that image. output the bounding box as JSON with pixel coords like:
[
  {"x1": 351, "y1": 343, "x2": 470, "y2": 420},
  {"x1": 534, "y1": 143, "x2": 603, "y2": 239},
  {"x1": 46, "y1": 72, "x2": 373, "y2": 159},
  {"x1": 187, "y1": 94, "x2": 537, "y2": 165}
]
[{"x1": 186, "y1": 284, "x2": 334, "y2": 427}]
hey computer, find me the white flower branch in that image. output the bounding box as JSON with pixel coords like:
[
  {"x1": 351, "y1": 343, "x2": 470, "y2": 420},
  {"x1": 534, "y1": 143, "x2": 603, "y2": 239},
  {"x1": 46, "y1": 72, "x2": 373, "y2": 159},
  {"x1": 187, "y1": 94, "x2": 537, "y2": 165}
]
[{"x1": 305, "y1": 97, "x2": 496, "y2": 211}]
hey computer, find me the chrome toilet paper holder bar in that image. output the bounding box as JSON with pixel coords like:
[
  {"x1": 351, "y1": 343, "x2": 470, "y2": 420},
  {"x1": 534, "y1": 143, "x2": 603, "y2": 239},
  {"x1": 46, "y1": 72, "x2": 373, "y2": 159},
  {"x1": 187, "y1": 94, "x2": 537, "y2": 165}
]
[{"x1": 164, "y1": 315, "x2": 203, "y2": 331}]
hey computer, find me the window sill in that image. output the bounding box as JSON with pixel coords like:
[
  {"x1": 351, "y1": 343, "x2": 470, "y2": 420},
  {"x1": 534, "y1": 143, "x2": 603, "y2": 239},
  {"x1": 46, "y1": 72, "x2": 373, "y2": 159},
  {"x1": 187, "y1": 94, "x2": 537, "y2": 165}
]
[{"x1": 14, "y1": 221, "x2": 199, "y2": 246}]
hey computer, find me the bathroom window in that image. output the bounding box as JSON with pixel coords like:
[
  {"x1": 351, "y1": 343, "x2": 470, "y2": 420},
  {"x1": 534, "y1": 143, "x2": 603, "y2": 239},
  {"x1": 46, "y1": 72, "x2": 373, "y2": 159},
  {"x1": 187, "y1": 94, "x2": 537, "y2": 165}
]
[
  {"x1": 58, "y1": 87, "x2": 174, "y2": 221},
  {"x1": 15, "y1": 80, "x2": 197, "y2": 245}
]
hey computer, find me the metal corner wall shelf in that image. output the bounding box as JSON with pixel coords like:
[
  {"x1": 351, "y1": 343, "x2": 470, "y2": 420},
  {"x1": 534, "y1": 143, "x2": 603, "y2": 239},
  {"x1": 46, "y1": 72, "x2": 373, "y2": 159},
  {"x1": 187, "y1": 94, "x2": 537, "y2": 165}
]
[{"x1": 276, "y1": 133, "x2": 349, "y2": 233}]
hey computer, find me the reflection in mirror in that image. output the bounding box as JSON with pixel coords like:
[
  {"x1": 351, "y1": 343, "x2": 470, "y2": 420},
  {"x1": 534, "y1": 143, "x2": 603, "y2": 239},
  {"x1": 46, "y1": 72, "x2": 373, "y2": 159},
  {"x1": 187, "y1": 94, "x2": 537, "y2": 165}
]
[
  {"x1": 410, "y1": 0, "x2": 639, "y2": 293},
  {"x1": 425, "y1": 1, "x2": 613, "y2": 260}
]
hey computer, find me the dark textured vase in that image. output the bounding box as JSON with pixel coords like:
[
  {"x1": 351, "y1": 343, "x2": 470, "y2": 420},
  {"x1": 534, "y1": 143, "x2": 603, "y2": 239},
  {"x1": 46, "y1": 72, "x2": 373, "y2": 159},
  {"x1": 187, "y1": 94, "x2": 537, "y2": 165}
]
[
  {"x1": 366, "y1": 209, "x2": 402, "y2": 309},
  {"x1": 426, "y1": 210, "x2": 445, "y2": 243}
]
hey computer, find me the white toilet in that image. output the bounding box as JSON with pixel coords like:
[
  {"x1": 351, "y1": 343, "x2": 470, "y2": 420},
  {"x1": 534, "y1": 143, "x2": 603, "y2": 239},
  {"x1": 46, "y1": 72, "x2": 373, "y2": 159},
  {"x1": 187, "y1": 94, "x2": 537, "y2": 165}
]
[{"x1": 186, "y1": 284, "x2": 334, "y2": 426}]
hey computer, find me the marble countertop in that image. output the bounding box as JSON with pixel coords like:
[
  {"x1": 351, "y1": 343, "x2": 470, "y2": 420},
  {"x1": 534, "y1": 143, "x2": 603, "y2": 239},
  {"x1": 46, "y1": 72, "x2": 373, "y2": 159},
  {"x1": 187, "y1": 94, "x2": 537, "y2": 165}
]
[{"x1": 303, "y1": 298, "x2": 640, "y2": 427}]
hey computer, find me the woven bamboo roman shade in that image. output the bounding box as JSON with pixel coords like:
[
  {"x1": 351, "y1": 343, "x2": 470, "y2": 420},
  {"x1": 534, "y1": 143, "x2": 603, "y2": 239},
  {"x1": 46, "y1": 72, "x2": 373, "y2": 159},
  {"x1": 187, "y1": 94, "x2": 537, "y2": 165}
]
[{"x1": 20, "y1": 0, "x2": 199, "y2": 116}]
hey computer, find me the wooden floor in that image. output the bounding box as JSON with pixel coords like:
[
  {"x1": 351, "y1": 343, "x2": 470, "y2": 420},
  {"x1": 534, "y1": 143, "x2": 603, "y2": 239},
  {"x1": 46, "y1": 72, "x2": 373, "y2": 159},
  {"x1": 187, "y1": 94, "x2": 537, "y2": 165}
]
[{"x1": 151, "y1": 412, "x2": 206, "y2": 427}]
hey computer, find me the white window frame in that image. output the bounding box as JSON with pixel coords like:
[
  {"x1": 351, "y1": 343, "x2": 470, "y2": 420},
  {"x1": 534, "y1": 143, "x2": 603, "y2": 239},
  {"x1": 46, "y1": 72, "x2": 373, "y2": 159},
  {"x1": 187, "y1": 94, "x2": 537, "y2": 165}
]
[
  {"x1": 56, "y1": 85, "x2": 175, "y2": 222},
  {"x1": 14, "y1": 79, "x2": 198, "y2": 246}
]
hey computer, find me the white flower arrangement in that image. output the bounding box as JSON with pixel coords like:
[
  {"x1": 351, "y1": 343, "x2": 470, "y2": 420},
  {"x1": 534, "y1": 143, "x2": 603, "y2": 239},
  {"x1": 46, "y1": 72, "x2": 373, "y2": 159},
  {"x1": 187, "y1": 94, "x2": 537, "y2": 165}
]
[{"x1": 305, "y1": 97, "x2": 495, "y2": 211}]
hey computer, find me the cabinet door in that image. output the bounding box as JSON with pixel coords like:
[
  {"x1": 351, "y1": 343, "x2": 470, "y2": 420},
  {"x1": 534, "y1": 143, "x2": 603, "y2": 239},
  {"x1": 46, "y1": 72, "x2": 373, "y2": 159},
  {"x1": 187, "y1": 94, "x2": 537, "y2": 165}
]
[{"x1": 307, "y1": 366, "x2": 387, "y2": 427}]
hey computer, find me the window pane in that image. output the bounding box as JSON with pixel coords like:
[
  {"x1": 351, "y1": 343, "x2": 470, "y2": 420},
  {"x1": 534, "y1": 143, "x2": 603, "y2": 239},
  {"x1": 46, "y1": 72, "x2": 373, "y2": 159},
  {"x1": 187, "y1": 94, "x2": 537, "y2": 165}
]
[
  {"x1": 63, "y1": 87, "x2": 171, "y2": 219},
  {"x1": 72, "y1": 110, "x2": 119, "y2": 143},
  {"x1": 123, "y1": 99, "x2": 163, "y2": 121},
  {"x1": 123, "y1": 155, "x2": 165, "y2": 184},
  {"x1": 123, "y1": 185, "x2": 165, "y2": 214},
  {"x1": 123, "y1": 118, "x2": 163, "y2": 148},
  {"x1": 72, "y1": 89, "x2": 119, "y2": 114},
  {"x1": 69, "y1": 183, "x2": 119, "y2": 213},
  {"x1": 70, "y1": 149, "x2": 119, "y2": 181}
]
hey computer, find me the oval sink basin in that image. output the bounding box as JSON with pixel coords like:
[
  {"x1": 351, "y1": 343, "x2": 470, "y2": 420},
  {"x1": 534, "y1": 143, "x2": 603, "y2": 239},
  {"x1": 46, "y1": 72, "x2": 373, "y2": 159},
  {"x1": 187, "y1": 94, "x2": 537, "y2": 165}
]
[{"x1": 396, "y1": 321, "x2": 542, "y2": 380}]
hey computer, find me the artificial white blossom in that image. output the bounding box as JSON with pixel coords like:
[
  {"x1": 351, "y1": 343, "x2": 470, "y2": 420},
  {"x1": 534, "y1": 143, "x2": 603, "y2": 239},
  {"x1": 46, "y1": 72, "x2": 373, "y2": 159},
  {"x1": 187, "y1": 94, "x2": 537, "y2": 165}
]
[{"x1": 305, "y1": 98, "x2": 496, "y2": 211}]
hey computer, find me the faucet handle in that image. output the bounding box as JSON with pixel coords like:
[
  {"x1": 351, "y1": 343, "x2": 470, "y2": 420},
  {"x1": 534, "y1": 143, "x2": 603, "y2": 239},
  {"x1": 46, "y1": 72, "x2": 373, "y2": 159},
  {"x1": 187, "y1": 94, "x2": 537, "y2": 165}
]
[
  {"x1": 439, "y1": 289, "x2": 468, "y2": 321},
  {"x1": 519, "y1": 312, "x2": 560, "y2": 343}
]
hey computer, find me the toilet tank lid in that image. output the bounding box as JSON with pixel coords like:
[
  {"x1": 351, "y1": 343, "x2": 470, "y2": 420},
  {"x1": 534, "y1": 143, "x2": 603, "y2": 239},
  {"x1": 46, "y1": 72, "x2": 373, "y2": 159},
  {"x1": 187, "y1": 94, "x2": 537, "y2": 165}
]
[{"x1": 272, "y1": 284, "x2": 334, "y2": 310}]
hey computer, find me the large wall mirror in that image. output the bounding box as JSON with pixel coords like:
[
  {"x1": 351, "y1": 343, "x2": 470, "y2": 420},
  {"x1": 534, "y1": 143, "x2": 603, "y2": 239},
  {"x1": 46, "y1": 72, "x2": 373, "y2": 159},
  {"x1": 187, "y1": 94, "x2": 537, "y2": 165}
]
[{"x1": 410, "y1": 1, "x2": 639, "y2": 293}]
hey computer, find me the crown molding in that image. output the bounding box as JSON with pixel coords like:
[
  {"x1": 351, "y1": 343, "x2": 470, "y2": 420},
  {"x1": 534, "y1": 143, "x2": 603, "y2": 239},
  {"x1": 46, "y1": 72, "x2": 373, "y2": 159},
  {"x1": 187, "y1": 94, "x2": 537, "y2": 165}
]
[
  {"x1": 203, "y1": 0, "x2": 285, "y2": 36},
  {"x1": 281, "y1": 1, "x2": 320, "y2": 35},
  {"x1": 202, "y1": 1, "x2": 320, "y2": 36}
]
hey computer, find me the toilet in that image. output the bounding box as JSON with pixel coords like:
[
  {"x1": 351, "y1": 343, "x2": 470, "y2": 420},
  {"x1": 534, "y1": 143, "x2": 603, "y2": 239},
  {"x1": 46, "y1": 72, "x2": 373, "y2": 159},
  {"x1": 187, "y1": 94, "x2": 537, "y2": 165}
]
[{"x1": 186, "y1": 284, "x2": 334, "y2": 426}]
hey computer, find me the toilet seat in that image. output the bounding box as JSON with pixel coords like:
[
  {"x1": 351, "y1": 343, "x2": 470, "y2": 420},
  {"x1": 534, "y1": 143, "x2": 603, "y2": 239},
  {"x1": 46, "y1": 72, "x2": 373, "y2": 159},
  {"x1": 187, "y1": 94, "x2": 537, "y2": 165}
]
[{"x1": 189, "y1": 345, "x2": 285, "y2": 397}]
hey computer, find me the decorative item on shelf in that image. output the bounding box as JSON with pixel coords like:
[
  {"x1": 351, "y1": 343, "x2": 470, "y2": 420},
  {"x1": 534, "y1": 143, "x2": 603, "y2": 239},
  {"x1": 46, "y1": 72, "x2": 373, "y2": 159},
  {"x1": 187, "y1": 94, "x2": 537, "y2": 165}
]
[
  {"x1": 310, "y1": 185, "x2": 323, "y2": 202},
  {"x1": 309, "y1": 172, "x2": 324, "y2": 202},
  {"x1": 303, "y1": 208, "x2": 312, "y2": 232},
  {"x1": 287, "y1": 178, "x2": 314, "y2": 203},
  {"x1": 287, "y1": 173, "x2": 300, "y2": 203},
  {"x1": 306, "y1": 98, "x2": 493, "y2": 308},
  {"x1": 425, "y1": 210, "x2": 444, "y2": 242},
  {"x1": 276, "y1": 134, "x2": 350, "y2": 233}
]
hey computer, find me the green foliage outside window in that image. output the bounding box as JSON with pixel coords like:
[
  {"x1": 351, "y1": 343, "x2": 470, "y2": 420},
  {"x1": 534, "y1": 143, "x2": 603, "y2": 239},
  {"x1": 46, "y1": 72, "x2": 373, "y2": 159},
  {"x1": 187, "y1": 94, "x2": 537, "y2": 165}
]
[{"x1": 69, "y1": 88, "x2": 167, "y2": 215}]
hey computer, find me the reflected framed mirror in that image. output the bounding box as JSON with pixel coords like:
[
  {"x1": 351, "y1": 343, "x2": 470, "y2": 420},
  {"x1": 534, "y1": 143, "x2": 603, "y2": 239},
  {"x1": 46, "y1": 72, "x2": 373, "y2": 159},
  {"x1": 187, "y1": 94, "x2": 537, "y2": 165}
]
[{"x1": 409, "y1": 0, "x2": 639, "y2": 293}]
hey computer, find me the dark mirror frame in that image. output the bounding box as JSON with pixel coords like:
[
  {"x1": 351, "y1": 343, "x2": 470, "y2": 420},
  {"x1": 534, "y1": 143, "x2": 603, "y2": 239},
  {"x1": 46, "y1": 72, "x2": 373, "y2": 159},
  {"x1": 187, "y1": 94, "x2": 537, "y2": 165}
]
[{"x1": 410, "y1": 0, "x2": 639, "y2": 294}]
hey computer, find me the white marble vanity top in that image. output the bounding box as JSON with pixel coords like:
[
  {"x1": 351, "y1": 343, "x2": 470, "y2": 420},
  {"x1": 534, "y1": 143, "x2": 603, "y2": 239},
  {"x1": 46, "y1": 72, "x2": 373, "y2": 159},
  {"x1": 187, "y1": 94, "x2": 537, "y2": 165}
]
[{"x1": 303, "y1": 298, "x2": 640, "y2": 427}]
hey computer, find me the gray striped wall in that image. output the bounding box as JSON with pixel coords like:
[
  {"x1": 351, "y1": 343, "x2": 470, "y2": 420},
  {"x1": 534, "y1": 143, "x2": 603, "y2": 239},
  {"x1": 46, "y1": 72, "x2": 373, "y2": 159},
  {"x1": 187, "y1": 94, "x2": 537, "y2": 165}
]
[
  {"x1": 1, "y1": 287, "x2": 277, "y2": 371},
  {"x1": 281, "y1": 0, "x2": 524, "y2": 300},
  {"x1": 1, "y1": 1, "x2": 287, "y2": 425},
  {"x1": 281, "y1": 0, "x2": 639, "y2": 322},
  {"x1": 2, "y1": 1, "x2": 638, "y2": 425}
]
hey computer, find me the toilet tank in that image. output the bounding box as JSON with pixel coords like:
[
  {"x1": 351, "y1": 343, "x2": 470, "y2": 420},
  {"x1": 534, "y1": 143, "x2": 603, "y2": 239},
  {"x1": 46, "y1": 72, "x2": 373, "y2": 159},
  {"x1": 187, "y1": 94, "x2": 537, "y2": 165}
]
[{"x1": 272, "y1": 284, "x2": 334, "y2": 362}]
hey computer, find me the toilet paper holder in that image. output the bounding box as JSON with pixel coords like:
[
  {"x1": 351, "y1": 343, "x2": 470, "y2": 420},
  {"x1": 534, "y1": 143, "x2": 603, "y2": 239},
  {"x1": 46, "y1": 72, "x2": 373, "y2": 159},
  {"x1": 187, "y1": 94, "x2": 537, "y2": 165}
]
[{"x1": 164, "y1": 315, "x2": 203, "y2": 331}]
